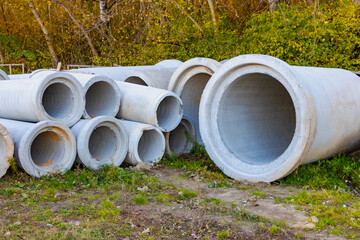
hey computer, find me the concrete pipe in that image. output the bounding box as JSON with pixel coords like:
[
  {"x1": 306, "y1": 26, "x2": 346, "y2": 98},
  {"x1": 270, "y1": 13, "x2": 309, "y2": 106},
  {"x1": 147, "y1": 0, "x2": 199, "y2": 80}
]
[
  {"x1": 165, "y1": 118, "x2": 195, "y2": 156},
  {"x1": 123, "y1": 67, "x2": 178, "y2": 89},
  {"x1": 0, "y1": 124, "x2": 14, "y2": 178},
  {"x1": 120, "y1": 120, "x2": 165, "y2": 165},
  {"x1": 71, "y1": 116, "x2": 128, "y2": 170},
  {"x1": 0, "y1": 69, "x2": 9, "y2": 80},
  {"x1": 116, "y1": 82, "x2": 183, "y2": 132},
  {"x1": 0, "y1": 119, "x2": 76, "y2": 177},
  {"x1": 168, "y1": 58, "x2": 221, "y2": 144},
  {"x1": 199, "y1": 54, "x2": 360, "y2": 183},
  {"x1": 65, "y1": 72, "x2": 121, "y2": 119},
  {"x1": 0, "y1": 71, "x2": 85, "y2": 127},
  {"x1": 155, "y1": 59, "x2": 183, "y2": 68}
]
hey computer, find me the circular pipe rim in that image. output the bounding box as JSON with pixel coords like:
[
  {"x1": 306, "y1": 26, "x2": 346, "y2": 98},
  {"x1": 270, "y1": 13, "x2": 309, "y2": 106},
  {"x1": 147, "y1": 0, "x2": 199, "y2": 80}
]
[
  {"x1": 165, "y1": 117, "x2": 195, "y2": 156},
  {"x1": 0, "y1": 69, "x2": 9, "y2": 80},
  {"x1": 199, "y1": 54, "x2": 316, "y2": 182}
]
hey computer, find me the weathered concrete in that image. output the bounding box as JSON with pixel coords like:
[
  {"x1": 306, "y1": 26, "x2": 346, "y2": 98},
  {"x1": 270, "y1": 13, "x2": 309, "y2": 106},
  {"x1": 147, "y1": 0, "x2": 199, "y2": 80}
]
[
  {"x1": 71, "y1": 116, "x2": 128, "y2": 170},
  {"x1": 0, "y1": 124, "x2": 14, "y2": 178},
  {"x1": 200, "y1": 54, "x2": 360, "y2": 182},
  {"x1": 120, "y1": 120, "x2": 165, "y2": 165},
  {"x1": 0, "y1": 119, "x2": 76, "y2": 177},
  {"x1": 0, "y1": 71, "x2": 85, "y2": 127},
  {"x1": 165, "y1": 118, "x2": 195, "y2": 156},
  {"x1": 116, "y1": 82, "x2": 183, "y2": 132},
  {"x1": 168, "y1": 58, "x2": 221, "y2": 144}
]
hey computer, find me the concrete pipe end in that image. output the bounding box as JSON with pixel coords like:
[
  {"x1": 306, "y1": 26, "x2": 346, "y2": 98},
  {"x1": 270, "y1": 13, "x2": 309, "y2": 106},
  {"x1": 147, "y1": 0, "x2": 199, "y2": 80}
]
[
  {"x1": 82, "y1": 76, "x2": 121, "y2": 119},
  {"x1": 155, "y1": 93, "x2": 183, "y2": 132},
  {"x1": 33, "y1": 71, "x2": 85, "y2": 127},
  {"x1": 17, "y1": 121, "x2": 76, "y2": 177},
  {"x1": 75, "y1": 116, "x2": 128, "y2": 170},
  {"x1": 199, "y1": 54, "x2": 315, "y2": 183},
  {"x1": 0, "y1": 124, "x2": 14, "y2": 178},
  {"x1": 128, "y1": 125, "x2": 165, "y2": 165},
  {"x1": 0, "y1": 69, "x2": 10, "y2": 80},
  {"x1": 123, "y1": 72, "x2": 149, "y2": 86},
  {"x1": 165, "y1": 118, "x2": 195, "y2": 156}
]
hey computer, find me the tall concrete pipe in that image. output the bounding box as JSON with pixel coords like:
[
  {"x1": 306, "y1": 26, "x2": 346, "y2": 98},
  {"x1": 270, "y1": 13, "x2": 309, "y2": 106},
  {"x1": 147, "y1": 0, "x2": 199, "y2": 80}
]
[
  {"x1": 0, "y1": 71, "x2": 85, "y2": 126},
  {"x1": 71, "y1": 116, "x2": 128, "y2": 170},
  {"x1": 116, "y1": 82, "x2": 183, "y2": 132},
  {"x1": 0, "y1": 119, "x2": 76, "y2": 177},
  {"x1": 0, "y1": 124, "x2": 14, "y2": 178},
  {"x1": 168, "y1": 58, "x2": 221, "y2": 144},
  {"x1": 0, "y1": 69, "x2": 9, "y2": 80},
  {"x1": 165, "y1": 118, "x2": 195, "y2": 156},
  {"x1": 120, "y1": 120, "x2": 165, "y2": 165},
  {"x1": 199, "y1": 54, "x2": 360, "y2": 183}
]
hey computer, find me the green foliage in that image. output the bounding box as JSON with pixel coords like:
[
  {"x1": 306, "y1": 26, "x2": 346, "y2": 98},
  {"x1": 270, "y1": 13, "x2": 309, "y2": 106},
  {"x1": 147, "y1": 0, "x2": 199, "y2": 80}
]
[
  {"x1": 239, "y1": 2, "x2": 360, "y2": 70},
  {"x1": 132, "y1": 195, "x2": 148, "y2": 205},
  {"x1": 280, "y1": 154, "x2": 360, "y2": 191},
  {"x1": 268, "y1": 225, "x2": 281, "y2": 234},
  {"x1": 217, "y1": 230, "x2": 230, "y2": 239}
]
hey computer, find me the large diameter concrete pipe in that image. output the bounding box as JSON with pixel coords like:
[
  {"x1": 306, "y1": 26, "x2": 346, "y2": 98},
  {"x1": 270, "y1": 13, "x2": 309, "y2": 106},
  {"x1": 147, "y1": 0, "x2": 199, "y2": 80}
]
[
  {"x1": 0, "y1": 124, "x2": 14, "y2": 178},
  {"x1": 64, "y1": 72, "x2": 121, "y2": 119},
  {"x1": 0, "y1": 119, "x2": 76, "y2": 177},
  {"x1": 123, "y1": 67, "x2": 178, "y2": 89},
  {"x1": 71, "y1": 116, "x2": 128, "y2": 170},
  {"x1": 165, "y1": 118, "x2": 195, "y2": 156},
  {"x1": 120, "y1": 120, "x2": 165, "y2": 165},
  {"x1": 115, "y1": 82, "x2": 183, "y2": 132},
  {"x1": 0, "y1": 71, "x2": 85, "y2": 127},
  {"x1": 168, "y1": 58, "x2": 221, "y2": 144},
  {"x1": 0, "y1": 69, "x2": 9, "y2": 80},
  {"x1": 199, "y1": 54, "x2": 360, "y2": 183}
]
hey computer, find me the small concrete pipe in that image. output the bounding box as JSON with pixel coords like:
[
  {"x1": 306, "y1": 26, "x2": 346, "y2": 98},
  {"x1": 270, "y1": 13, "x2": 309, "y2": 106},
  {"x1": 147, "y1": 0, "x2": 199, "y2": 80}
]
[
  {"x1": 71, "y1": 60, "x2": 182, "y2": 82},
  {"x1": 0, "y1": 69, "x2": 9, "y2": 80},
  {"x1": 123, "y1": 67, "x2": 178, "y2": 89},
  {"x1": 168, "y1": 58, "x2": 221, "y2": 144},
  {"x1": 116, "y1": 82, "x2": 183, "y2": 132},
  {"x1": 0, "y1": 124, "x2": 14, "y2": 178},
  {"x1": 199, "y1": 54, "x2": 360, "y2": 183},
  {"x1": 165, "y1": 118, "x2": 195, "y2": 156},
  {"x1": 120, "y1": 120, "x2": 165, "y2": 165},
  {"x1": 71, "y1": 116, "x2": 128, "y2": 170},
  {"x1": 65, "y1": 72, "x2": 121, "y2": 119},
  {"x1": 0, "y1": 119, "x2": 76, "y2": 177},
  {"x1": 0, "y1": 71, "x2": 85, "y2": 126}
]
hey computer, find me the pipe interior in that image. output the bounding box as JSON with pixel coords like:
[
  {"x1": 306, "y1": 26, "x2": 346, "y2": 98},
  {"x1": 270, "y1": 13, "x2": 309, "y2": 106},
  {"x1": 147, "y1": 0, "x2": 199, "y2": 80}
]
[
  {"x1": 169, "y1": 123, "x2": 188, "y2": 154},
  {"x1": 218, "y1": 73, "x2": 296, "y2": 165},
  {"x1": 88, "y1": 126, "x2": 118, "y2": 161},
  {"x1": 124, "y1": 76, "x2": 148, "y2": 86},
  {"x1": 138, "y1": 129, "x2": 163, "y2": 163},
  {"x1": 31, "y1": 130, "x2": 65, "y2": 168},
  {"x1": 42, "y1": 82, "x2": 74, "y2": 119},
  {"x1": 85, "y1": 81, "x2": 118, "y2": 117},
  {"x1": 180, "y1": 73, "x2": 211, "y2": 141},
  {"x1": 156, "y1": 96, "x2": 182, "y2": 130}
]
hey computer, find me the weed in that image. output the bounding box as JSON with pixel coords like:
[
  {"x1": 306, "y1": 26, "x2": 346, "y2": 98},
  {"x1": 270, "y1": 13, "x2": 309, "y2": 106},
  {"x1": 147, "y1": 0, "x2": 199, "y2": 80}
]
[
  {"x1": 133, "y1": 195, "x2": 148, "y2": 205},
  {"x1": 268, "y1": 225, "x2": 280, "y2": 234},
  {"x1": 217, "y1": 230, "x2": 230, "y2": 239}
]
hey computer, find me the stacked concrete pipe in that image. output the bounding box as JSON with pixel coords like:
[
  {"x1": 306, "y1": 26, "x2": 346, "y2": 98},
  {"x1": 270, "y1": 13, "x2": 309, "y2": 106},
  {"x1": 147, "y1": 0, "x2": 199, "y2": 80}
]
[
  {"x1": 0, "y1": 71, "x2": 85, "y2": 126},
  {"x1": 0, "y1": 124, "x2": 14, "y2": 178},
  {"x1": 120, "y1": 120, "x2": 165, "y2": 165},
  {"x1": 168, "y1": 58, "x2": 221, "y2": 144},
  {"x1": 165, "y1": 118, "x2": 195, "y2": 156},
  {"x1": 71, "y1": 116, "x2": 128, "y2": 170},
  {"x1": 0, "y1": 69, "x2": 9, "y2": 80},
  {"x1": 199, "y1": 54, "x2": 360, "y2": 183},
  {"x1": 0, "y1": 119, "x2": 76, "y2": 177},
  {"x1": 116, "y1": 82, "x2": 183, "y2": 132}
]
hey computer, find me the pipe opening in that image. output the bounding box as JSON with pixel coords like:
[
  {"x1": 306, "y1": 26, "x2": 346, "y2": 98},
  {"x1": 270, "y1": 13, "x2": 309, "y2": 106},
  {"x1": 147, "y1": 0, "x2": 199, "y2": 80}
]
[
  {"x1": 180, "y1": 73, "x2": 211, "y2": 141},
  {"x1": 85, "y1": 81, "x2": 118, "y2": 117},
  {"x1": 31, "y1": 131, "x2": 65, "y2": 168},
  {"x1": 42, "y1": 83, "x2": 74, "y2": 119},
  {"x1": 169, "y1": 123, "x2": 188, "y2": 154},
  {"x1": 138, "y1": 129, "x2": 163, "y2": 163},
  {"x1": 156, "y1": 96, "x2": 182, "y2": 131},
  {"x1": 88, "y1": 126, "x2": 117, "y2": 161},
  {"x1": 218, "y1": 73, "x2": 296, "y2": 165},
  {"x1": 124, "y1": 76, "x2": 148, "y2": 86}
]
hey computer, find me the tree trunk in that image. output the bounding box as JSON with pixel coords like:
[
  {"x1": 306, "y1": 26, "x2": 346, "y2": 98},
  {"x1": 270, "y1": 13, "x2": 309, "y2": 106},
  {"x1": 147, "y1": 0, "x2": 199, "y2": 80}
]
[
  {"x1": 99, "y1": 0, "x2": 109, "y2": 33},
  {"x1": 207, "y1": 0, "x2": 217, "y2": 32},
  {"x1": 0, "y1": 50, "x2": 4, "y2": 64},
  {"x1": 54, "y1": 0, "x2": 99, "y2": 59},
  {"x1": 26, "y1": 0, "x2": 59, "y2": 67},
  {"x1": 268, "y1": 0, "x2": 279, "y2": 12}
]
